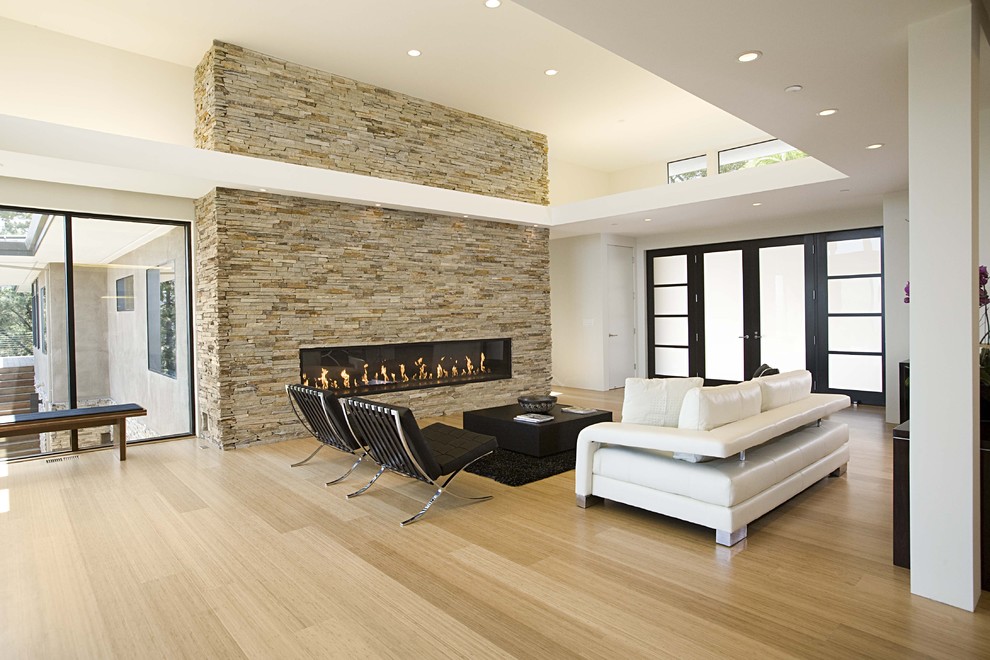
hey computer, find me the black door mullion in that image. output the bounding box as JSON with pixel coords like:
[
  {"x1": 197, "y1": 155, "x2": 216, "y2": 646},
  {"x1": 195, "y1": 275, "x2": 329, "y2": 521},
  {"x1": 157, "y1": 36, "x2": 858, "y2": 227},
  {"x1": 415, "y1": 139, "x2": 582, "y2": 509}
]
[
  {"x1": 64, "y1": 215, "x2": 79, "y2": 451},
  {"x1": 803, "y1": 235, "x2": 819, "y2": 389},
  {"x1": 688, "y1": 249, "x2": 705, "y2": 378},
  {"x1": 742, "y1": 247, "x2": 761, "y2": 379}
]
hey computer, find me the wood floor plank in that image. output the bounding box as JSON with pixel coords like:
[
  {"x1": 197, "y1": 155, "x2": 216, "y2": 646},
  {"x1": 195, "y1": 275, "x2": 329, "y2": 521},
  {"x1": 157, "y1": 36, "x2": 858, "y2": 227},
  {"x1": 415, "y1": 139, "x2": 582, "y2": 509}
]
[{"x1": 2, "y1": 390, "x2": 989, "y2": 658}]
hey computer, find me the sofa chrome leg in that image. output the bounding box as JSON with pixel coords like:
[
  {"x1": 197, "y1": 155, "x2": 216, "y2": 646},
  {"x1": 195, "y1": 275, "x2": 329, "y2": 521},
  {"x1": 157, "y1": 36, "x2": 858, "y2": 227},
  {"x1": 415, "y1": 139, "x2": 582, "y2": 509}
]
[
  {"x1": 716, "y1": 526, "x2": 747, "y2": 546},
  {"x1": 828, "y1": 463, "x2": 848, "y2": 478},
  {"x1": 576, "y1": 494, "x2": 603, "y2": 508}
]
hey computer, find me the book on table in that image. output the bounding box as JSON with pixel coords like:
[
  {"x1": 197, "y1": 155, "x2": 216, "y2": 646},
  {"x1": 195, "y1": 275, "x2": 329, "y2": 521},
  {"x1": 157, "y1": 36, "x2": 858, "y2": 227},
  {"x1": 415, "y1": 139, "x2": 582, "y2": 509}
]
[
  {"x1": 561, "y1": 407, "x2": 598, "y2": 414},
  {"x1": 514, "y1": 413, "x2": 555, "y2": 424}
]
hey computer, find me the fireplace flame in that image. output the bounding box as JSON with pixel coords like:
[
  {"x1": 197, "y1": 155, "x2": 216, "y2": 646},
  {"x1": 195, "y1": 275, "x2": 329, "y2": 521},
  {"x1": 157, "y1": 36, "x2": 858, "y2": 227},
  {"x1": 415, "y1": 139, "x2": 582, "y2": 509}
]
[{"x1": 306, "y1": 347, "x2": 500, "y2": 393}]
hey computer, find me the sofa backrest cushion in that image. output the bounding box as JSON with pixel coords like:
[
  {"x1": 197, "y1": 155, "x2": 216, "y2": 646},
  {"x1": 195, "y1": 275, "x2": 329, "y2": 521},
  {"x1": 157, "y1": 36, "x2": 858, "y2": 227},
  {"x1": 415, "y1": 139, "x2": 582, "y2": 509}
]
[
  {"x1": 754, "y1": 370, "x2": 812, "y2": 412},
  {"x1": 621, "y1": 377, "x2": 704, "y2": 427},
  {"x1": 677, "y1": 381, "x2": 762, "y2": 432}
]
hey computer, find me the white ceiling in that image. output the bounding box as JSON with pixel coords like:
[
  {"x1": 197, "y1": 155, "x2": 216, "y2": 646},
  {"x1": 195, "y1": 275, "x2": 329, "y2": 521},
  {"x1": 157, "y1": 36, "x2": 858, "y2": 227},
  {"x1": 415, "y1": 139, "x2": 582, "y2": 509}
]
[
  {"x1": 517, "y1": 0, "x2": 968, "y2": 198},
  {"x1": 0, "y1": 0, "x2": 974, "y2": 238},
  {"x1": 0, "y1": 0, "x2": 770, "y2": 174}
]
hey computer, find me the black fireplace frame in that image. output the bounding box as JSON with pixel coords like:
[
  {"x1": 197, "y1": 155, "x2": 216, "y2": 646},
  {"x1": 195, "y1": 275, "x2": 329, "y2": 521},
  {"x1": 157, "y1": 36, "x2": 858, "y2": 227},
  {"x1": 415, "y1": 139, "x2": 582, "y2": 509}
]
[{"x1": 299, "y1": 338, "x2": 512, "y2": 397}]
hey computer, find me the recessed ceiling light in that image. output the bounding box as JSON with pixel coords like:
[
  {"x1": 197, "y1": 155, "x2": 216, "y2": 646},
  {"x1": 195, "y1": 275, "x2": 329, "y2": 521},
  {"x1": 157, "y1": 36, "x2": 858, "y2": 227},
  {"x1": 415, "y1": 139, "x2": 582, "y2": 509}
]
[
  {"x1": 784, "y1": 84, "x2": 803, "y2": 93},
  {"x1": 866, "y1": 143, "x2": 884, "y2": 150},
  {"x1": 752, "y1": 202, "x2": 762, "y2": 207},
  {"x1": 644, "y1": 218, "x2": 652, "y2": 222},
  {"x1": 544, "y1": 69, "x2": 558, "y2": 76},
  {"x1": 407, "y1": 49, "x2": 421, "y2": 57},
  {"x1": 259, "y1": 188, "x2": 267, "y2": 192},
  {"x1": 485, "y1": 0, "x2": 501, "y2": 7},
  {"x1": 375, "y1": 203, "x2": 382, "y2": 207},
  {"x1": 737, "y1": 51, "x2": 762, "y2": 63},
  {"x1": 818, "y1": 108, "x2": 838, "y2": 116},
  {"x1": 532, "y1": 224, "x2": 539, "y2": 228}
]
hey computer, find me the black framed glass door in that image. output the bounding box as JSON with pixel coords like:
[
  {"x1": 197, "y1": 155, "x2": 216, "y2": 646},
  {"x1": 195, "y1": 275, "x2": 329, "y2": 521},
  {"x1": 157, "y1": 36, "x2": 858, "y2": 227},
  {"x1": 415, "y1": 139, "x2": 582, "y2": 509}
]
[{"x1": 646, "y1": 227, "x2": 884, "y2": 403}]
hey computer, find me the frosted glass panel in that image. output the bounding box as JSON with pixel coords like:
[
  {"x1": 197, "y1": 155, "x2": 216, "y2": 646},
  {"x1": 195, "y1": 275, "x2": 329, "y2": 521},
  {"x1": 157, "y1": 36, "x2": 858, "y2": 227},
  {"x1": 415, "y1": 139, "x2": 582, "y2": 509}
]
[
  {"x1": 828, "y1": 277, "x2": 881, "y2": 313},
  {"x1": 655, "y1": 347, "x2": 689, "y2": 377},
  {"x1": 653, "y1": 255, "x2": 687, "y2": 285},
  {"x1": 829, "y1": 354, "x2": 883, "y2": 392},
  {"x1": 828, "y1": 317, "x2": 882, "y2": 353},
  {"x1": 759, "y1": 245, "x2": 806, "y2": 371},
  {"x1": 704, "y1": 250, "x2": 744, "y2": 381},
  {"x1": 655, "y1": 317, "x2": 689, "y2": 346},
  {"x1": 654, "y1": 286, "x2": 687, "y2": 315},
  {"x1": 827, "y1": 237, "x2": 881, "y2": 276}
]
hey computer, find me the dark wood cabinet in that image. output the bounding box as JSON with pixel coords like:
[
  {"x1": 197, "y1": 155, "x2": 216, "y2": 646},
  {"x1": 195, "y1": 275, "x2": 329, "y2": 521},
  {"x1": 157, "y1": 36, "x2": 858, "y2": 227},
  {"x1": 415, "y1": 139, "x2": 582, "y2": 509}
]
[{"x1": 892, "y1": 420, "x2": 990, "y2": 590}]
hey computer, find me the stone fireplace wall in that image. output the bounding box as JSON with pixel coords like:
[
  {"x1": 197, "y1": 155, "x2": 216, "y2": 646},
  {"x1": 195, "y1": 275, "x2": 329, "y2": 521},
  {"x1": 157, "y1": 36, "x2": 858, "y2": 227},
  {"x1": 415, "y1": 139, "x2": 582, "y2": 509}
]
[
  {"x1": 195, "y1": 190, "x2": 550, "y2": 449},
  {"x1": 194, "y1": 41, "x2": 549, "y2": 205},
  {"x1": 193, "y1": 42, "x2": 551, "y2": 449}
]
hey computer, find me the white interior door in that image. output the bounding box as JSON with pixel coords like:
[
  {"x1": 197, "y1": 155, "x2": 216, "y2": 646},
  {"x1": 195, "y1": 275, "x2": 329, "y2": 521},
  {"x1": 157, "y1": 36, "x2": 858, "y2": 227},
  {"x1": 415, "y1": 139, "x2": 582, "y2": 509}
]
[{"x1": 607, "y1": 245, "x2": 636, "y2": 389}]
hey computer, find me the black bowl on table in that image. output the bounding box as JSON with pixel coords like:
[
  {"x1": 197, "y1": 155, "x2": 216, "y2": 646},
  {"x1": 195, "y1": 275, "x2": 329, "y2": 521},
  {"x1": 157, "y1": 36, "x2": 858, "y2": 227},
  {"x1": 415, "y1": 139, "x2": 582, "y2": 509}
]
[{"x1": 518, "y1": 395, "x2": 557, "y2": 413}]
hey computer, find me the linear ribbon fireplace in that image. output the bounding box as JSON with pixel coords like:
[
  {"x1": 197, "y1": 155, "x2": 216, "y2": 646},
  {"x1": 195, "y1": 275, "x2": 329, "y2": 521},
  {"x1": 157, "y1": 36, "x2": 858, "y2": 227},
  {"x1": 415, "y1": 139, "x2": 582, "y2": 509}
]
[{"x1": 299, "y1": 338, "x2": 511, "y2": 396}]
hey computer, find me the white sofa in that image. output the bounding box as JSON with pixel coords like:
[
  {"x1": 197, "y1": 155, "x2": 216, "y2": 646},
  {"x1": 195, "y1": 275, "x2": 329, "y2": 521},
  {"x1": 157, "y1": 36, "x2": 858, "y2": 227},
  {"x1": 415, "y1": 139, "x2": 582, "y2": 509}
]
[{"x1": 575, "y1": 371, "x2": 850, "y2": 546}]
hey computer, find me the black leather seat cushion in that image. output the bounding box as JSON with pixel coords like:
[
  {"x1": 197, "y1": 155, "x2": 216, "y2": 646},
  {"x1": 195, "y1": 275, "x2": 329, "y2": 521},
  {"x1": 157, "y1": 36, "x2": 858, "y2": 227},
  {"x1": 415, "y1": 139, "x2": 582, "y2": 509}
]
[{"x1": 419, "y1": 423, "x2": 497, "y2": 478}]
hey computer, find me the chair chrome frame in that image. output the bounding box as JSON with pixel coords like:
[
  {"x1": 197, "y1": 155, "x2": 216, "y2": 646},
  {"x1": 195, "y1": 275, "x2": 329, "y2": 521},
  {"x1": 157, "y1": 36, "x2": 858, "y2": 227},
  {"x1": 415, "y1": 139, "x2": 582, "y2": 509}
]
[
  {"x1": 343, "y1": 398, "x2": 493, "y2": 526},
  {"x1": 286, "y1": 384, "x2": 367, "y2": 486}
]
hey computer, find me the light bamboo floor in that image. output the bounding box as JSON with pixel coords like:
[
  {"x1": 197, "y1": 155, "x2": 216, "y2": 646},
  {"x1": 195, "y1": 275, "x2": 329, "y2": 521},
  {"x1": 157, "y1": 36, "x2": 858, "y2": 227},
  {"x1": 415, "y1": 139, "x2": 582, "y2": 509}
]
[{"x1": 2, "y1": 387, "x2": 989, "y2": 658}]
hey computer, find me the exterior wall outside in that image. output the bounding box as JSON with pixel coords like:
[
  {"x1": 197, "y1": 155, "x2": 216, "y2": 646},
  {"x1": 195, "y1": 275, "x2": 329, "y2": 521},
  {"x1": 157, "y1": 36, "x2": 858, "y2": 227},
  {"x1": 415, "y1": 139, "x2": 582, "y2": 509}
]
[
  {"x1": 105, "y1": 226, "x2": 191, "y2": 439},
  {"x1": 33, "y1": 263, "x2": 113, "y2": 451},
  {"x1": 195, "y1": 189, "x2": 552, "y2": 449},
  {"x1": 194, "y1": 41, "x2": 549, "y2": 205}
]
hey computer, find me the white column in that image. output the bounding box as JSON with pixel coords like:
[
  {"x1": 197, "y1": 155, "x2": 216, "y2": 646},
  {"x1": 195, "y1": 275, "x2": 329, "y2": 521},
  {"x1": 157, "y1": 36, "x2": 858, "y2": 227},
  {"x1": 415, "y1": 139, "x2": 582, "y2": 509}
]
[{"x1": 908, "y1": 4, "x2": 981, "y2": 611}]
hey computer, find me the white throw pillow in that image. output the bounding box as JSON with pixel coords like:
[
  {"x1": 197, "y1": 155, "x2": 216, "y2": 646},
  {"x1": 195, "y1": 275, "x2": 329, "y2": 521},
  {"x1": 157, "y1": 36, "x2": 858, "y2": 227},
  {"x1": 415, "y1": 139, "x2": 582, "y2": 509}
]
[
  {"x1": 621, "y1": 377, "x2": 703, "y2": 427},
  {"x1": 677, "y1": 381, "x2": 762, "y2": 432},
  {"x1": 755, "y1": 370, "x2": 812, "y2": 411}
]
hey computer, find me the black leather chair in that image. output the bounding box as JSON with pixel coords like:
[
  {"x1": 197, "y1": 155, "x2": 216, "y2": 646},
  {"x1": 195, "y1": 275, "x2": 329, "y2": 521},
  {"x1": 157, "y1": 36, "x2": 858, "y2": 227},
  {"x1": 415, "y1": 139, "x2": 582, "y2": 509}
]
[
  {"x1": 286, "y1": 384, "x2": 367, "y2": 486},
  {"x1": 342, "y1": 398, "x2": 497, "y2": 525}
]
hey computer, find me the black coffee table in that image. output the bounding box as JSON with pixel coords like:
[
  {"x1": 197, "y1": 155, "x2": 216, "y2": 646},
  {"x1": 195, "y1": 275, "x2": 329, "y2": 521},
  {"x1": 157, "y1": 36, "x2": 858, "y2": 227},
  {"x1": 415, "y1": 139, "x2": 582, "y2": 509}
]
[{"x1": 462, "y1": 404, "x2": 612, "y2": 457}]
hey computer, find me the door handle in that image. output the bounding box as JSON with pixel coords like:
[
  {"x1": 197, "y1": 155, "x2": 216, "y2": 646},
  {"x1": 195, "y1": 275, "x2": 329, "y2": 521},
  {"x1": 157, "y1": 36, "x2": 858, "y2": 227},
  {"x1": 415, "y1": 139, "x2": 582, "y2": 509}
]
[
  {"x1": 738, "y1": 334, "x2": 750, "y2": 339},
  {"x1": 608, "y1": 333, "x2": 618, "y2": 337}
]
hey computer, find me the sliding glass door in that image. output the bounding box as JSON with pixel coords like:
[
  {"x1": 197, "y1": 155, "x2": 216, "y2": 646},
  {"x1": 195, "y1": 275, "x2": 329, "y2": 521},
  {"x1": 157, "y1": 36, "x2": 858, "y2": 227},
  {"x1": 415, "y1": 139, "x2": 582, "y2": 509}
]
[{"x1": 0, "y1": 207, "x2": 194, "y2": 460}]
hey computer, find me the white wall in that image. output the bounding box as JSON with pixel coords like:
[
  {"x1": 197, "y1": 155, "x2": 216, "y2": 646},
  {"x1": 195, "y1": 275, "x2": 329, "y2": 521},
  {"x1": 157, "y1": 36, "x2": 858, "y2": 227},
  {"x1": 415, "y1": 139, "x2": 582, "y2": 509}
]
[
  {"x1": 0, "y1": 17, "x2": 193, "y2": 146},
  {"x1": 608, "y1": 162, "x2": 666, "y2": 194},
  {"x1": 883, "y1": 191, "x2": 909, "y2": 423},
  {"x1": 549, "y1": 158, "x2": 610, "y2": 205},
  {"x1": 550, "y1": 234, "x2": 607, "y2": 389}
]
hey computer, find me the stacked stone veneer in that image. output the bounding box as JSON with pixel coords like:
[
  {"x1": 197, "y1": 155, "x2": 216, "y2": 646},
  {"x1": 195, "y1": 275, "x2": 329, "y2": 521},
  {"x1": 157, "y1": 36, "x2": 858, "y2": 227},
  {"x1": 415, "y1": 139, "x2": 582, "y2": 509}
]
[
  {"x1": 195, "y1": 189, "x2": 551, "y2": 449},
  {"x1": 194, "y1": 42, "x2": 552, "y2": 449},
  {"x1": 194, "y1": 41, "x2": 549, "y2": 205}
]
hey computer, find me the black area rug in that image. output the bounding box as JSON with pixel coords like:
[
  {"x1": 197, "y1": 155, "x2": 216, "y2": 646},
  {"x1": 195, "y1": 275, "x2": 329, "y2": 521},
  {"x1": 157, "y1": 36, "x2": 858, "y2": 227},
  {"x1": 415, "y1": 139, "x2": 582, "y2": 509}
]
[{"x1": 465, "y1": 448, "x2": 576, "y2": 486}]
